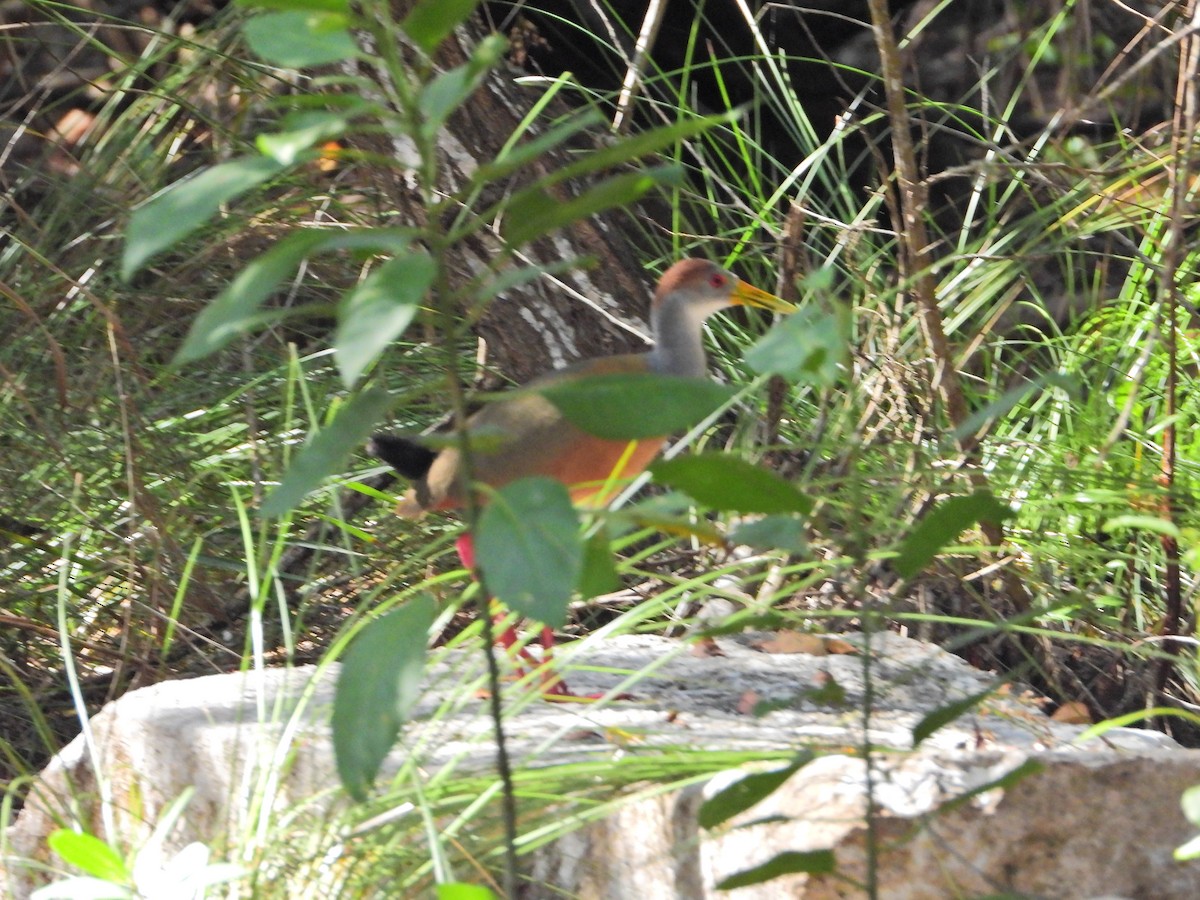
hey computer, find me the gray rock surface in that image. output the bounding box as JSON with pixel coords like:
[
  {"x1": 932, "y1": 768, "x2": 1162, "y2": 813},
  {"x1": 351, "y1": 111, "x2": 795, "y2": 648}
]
[{"x1": 4, "y1": 632, "x2": 1198, "y2": 898}]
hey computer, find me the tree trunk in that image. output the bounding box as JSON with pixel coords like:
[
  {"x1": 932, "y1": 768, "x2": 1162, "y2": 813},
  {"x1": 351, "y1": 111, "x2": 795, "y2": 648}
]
[{"x1": 354, "y1": 7, "x2": 659, "y2": 388}]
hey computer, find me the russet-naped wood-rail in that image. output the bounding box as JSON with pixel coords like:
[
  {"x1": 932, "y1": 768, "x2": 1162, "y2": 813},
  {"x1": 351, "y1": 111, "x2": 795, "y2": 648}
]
[{"x1": 372, "y1": 258, "x2": 792, "y2": 695}]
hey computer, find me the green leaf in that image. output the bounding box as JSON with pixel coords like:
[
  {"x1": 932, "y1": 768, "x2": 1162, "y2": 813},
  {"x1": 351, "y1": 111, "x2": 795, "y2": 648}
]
[
  {"x1": 540, "y1": 110, "x2": 733, "y2": 187},
  {"x1": 894, "y1": 491, "x2": 1013, "y2": 579},
  {"x1": 698, "y1": 754, "x2": 813, "y2": 829},
  {"x1": 256, "y1": 111, "x2": 350, "y2": 165},
  {"x1": 333, "y1": 596, "x2": 434, "y2": 801},
  {"x1": 174, "y1": 228, "x2": 414, "y2": 364},
  {"x1": 46, "y1": 830, "x2": 129, "y2": 882},
  {"x1": 242, "y1": 11, "x2": 357, "y2": 68},
  {"x1": 418, "y1": 34, "x2": 506, "y2": 138},
  {"x1": 650, "y1": 454, "x2": 812, "y2": 515},
  {"x1": 436, "y1": 885, "x2": 497, "y2": 900},
  {"x1": 618, "y1": 492, "x2": 725, "y2": 544},
  {"x1": 1101, "y1": 515, "x2": 1182, "y2": 538},
  {"x1": 539, "y1": 373, "x2": 736, "y2": 441},
  {"x1": 1182, "y1": 785, "x2": 1200, "y2": 826},
  {"x1": 912, "y1": 683, "x2": 1000, "y2": 746},
  {"x1": 174, "y1": 230, "x2": 327, "y2": 363},
  {"x1": 474, "y1": 110, "x2": 606, "y2": 184},
  {"x1": 262, "y1": 387, "x2": 395, "y2": 516},
  {"x1": 122, "y1": 155, "x2": 288, "y2": 280},
  {"x1": 401, "y1": 0, "x2": 481, "y2": 54},
  {"x1": 502, "y1": 165, "x2": 684, "y2": 247},
  {"x1": 475, "y1": 477, "x2": 582, "y2": 627},
  {"x1": 335, "y1": 250, "x2": 435, "y2": 387},
  {"x1": 577, "y1": 528, "x2": 620, "y2": 599},
  {"x1": 745, "y1": 302, "x2": 849, "y2": 384},
  {"x1": 716, "y1": 850, "x2": 836, "y2": 889},
  {"x1": 729, "y1": 514, "x2": 808, "y2": 553}
]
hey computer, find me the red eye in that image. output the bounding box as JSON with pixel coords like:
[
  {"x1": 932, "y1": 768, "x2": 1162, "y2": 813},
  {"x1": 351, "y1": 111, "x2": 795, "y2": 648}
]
[{"x1": 708, "y1": 272, "x2": 728, "y2": 289}]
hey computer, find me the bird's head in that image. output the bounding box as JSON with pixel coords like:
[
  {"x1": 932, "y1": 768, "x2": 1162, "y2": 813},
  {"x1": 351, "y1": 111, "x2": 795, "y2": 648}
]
[{"x1": 652, "y1": 258, "x2": 795, "y2": 331}]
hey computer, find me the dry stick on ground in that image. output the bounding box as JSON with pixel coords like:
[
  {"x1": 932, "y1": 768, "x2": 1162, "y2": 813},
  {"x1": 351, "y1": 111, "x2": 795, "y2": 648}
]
[
  {"x1": 861, "y1": 0, "x2": 1074, "y2": 692},
  {"x1": 1152, "y1": 0, "x2": 1198, "y2": 707}
]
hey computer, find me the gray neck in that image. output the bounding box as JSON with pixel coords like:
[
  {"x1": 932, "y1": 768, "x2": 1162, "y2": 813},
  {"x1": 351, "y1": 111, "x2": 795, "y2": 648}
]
[{"x1": 647, "y1": 294, "x2": 712, "y2": 378}]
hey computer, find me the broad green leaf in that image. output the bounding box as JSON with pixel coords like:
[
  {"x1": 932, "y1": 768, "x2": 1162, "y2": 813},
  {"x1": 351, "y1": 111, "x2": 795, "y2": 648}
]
[
  {"x1": 174, "y1": 228, "x2": 414, "y2": 364},
  {"x1": 542, "y1": 111, "x2": 732, "y2": 188},
  {"x1": 502, "y1": 164, "x2": 684, "y2": 247},
  {"x1": 418, "y1": 34, "x2": 506, "y2": 138},
  {"x1": 729, "y1": 514, "x2": 808, "y2": 553},
  {"x1": 242, "y1": 11, "x2": 357, "y2": 68},
  {"x1": 262, "y1": 386, "x2": 395, "y2": 516},
  {"x1": 335, "y1": 250, "x2": 435, "y2": 387},
  {"x1": 618, "y1": 492, "x2": 725, "y2": 544},
  {"x1": 716, "y1": 850, "x2": 836, "y2": 889},
  {"x1": 475, "y1": 477, "x2": 582, "y2": 627},
  {"x1": 539, "y1": 374, "x2": 736, "y2": 441},
  {"x1": 894, "y1": 491, "x2": 1013, "y2": 579},
  {"x1": 623, "y1": 510, "x2": 724, "y2": 545},
  {"x1": 46, "y1": 830, "x2": 128, "y2": 882},
  {"x1": 333, "y1": 596, "x2": 434, "y2": 801},
  {"x1": 912, "y1": 683, "x2": 1000, "y2": 746},
  {"x1": 577, "y1": 528, "x2": 620, "y2": 599},
  {"x1": 470, "y1": 115, "x2": 724, "y2": 240},
  {"x1": 745, "y1": 302, "x2": 849, "y2": 384},
  {"x1": 436, "y1": 885, "x2": 497, "y2": 900},
  {"x1": 649, "y1": 454, "x2": 812, "y2": 515},
  {"x1": 174, "y1": 230, "x2": 328, "y2": 363},
  {"x1": 1101, "y1": 515, "x2": 1181, "y2": 538},
  {"x1": 468, "y1": 114, "x2": 720, "y2": 234},
  {"x1": 401, "y1": 0, "x2": 481, "y2": 54},
  {"x1": 474, "y1": 110, "x2": 606, "y2": 184},
  {"x1": 256, "y1": 111, "x2": 350, "y2": 165},
  {"x1": 698, "y1": 754, "x2": 813, "y2": 830},
  {"x1": 122, "y1": 155, "x2": 288, "y2": 280}
]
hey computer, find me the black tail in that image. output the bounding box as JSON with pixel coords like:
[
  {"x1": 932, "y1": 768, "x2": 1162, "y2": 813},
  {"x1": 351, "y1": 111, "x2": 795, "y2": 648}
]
[{"x1": 368, "y1": 434, "x2": 437, "y2": 480}]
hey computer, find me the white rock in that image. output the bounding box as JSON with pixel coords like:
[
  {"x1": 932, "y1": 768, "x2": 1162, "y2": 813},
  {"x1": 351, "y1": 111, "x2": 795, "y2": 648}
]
[{"x1": 5, "y1": 634, "x2": 1199, "y2": 898}]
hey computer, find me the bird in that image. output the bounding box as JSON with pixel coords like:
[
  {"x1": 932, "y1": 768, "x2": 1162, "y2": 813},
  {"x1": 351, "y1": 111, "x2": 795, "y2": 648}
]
[{"x1": 371, "y1": 257, "x2": 793, "y2": 695}]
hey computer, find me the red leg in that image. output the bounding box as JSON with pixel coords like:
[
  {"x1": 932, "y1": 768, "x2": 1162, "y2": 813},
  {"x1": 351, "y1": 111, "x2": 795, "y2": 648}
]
[
  {"x1": 456, "y1": 533, "x2": 571, "y2": 697},
  {"x1": 455, "y1": 533, "x2": 476, "y2": 570}
]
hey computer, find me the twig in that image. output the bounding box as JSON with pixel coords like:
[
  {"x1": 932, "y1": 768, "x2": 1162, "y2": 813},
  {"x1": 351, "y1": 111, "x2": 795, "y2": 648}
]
[
  {"x1": 864, "y1": 0, "x2": 1034, "y2": 616},
  {"x1": 612, "y1": 0, "x2": 668, "y2": 134},
  {"x1": 1152, "y1": 0, "x2": 1198, "y2": 709}
]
